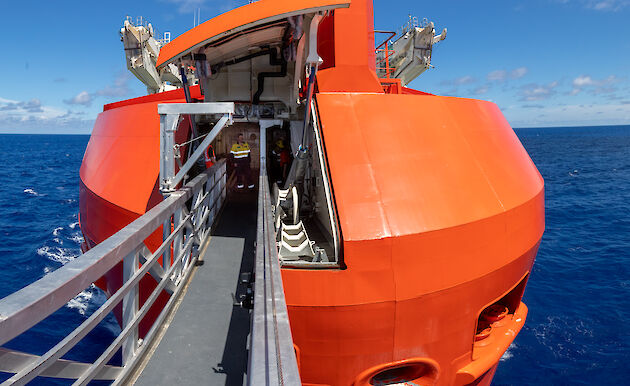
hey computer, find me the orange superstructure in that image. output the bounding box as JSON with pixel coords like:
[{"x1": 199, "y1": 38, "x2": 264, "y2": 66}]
[{"x1": 79, "y1": 0, "x2": 544, "y2": 384}]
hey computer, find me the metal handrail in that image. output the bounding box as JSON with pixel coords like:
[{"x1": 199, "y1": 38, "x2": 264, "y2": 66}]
[
  {"x1": 248, "y1": 129, "x2": 301, "y2": 384},
  {"x1": 374, "y1": 30, "x2": 398, "y2": 79},
  {"x1": 0, "y1": 160, "x2": 227, "y2": 385}
]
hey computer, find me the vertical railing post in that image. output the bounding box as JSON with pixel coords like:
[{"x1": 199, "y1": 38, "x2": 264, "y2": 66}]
[
  {"x1": 259, "y1": 124, "x2": 266, "y2": 175},
  {"x1": 122, "y1": 249, "x2": 139, "y2": 366},
  {"x1": 206, "y1": 171, "x2": 215, "y2": 229},
  {"x1": 162, "y1": 215, "x2": 172, "y2": 272},
  {"x1": 189, "y1": 186, "x2": 204, "y2": 267},
  {"x1": 220, "y1": 162, "x2": 226, "y2": 202},
  {"x1": 384, "y1": 41, "x2": 390, "y2": 79},
  {"x1": 173, "y1": 208, "x2": 183, "y2": 278},
  {"x1": 159, "y1": 113, "x2": 179, "y2": 192}
]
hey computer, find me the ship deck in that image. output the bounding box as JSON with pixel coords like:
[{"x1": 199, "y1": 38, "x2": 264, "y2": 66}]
[{"x1": 132, "y1": 189, "x2": 257, "y2": 386}]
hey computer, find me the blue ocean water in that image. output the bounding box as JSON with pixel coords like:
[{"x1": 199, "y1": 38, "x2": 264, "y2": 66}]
[
  {"x1": 494, "y1": 125, "x2": 630, "y2": 385},
  {"x1": 0, "y1": 134, "x2": 120, "y2": 385},
  {"x1": 0, "y1": 127, "x2": 628, "y2": 384}
]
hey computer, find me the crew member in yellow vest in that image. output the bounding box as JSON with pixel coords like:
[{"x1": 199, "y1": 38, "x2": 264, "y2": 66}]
[{"x1": 230, "y1": 133, "x2": 254, "y2": 189}]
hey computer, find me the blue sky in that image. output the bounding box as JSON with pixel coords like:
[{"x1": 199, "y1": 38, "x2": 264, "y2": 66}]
[{"x1": 0, "y1": 0, "x2": 628, "y2": 133}]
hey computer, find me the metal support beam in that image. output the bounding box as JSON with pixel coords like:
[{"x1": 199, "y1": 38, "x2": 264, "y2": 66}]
[
  {"x1": 159, "y1": 102, "x2": 234, "y2": 193},
  {"x1": 0, "y1": 348, "x2": 121, "y2": 381},
  {"x1": 169, "y1": 114, "x2": 229, "y2": 191},
  {"x1": 157, "y1": 102, "x2": 235, "y2": 115}
]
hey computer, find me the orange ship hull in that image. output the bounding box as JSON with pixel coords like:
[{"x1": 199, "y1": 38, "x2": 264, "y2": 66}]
[
  {"x1": 282, "y1": 93, "x2": 543, "y2": 385},
  {"x1": 79, "y1": 0, "x2": 544, "y2": 384}
]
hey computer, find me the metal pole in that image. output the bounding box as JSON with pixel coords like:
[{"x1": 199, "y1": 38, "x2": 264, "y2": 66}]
[
  {"x1": 300, "y1": 14, "x2": 324, "y2": 148},
  {"x1": 300, "y1": 65, "x2": 318, "y2": 147},
  {"x1": 160, "y1": 113, "x2": 179, "y2": 192},
  {"x1": 385, "y1": 41, "x2": 390, "y2": 78},
  {"x1": 122, "y1": 250, "x2": 139, "y2": 365},
  {"x1": 172, "y1": 209, "x2": 182, "y2": 272}
]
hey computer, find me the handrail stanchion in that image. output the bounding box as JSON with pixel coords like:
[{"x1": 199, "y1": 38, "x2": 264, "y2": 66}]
[
  {"x1": 122, "y1": 249, "x2": 139, "y2": 365},
  {"x1": 173, "y1": 209, "x2": 183, "y2": 275},
  {"x1": 162, "y1": 217, "x2": 172, "y2": 271}
]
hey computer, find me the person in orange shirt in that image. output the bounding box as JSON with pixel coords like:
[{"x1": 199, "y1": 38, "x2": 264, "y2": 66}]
[{"x1": 204, "y1": 143, "x2": 215, "y2": 168}]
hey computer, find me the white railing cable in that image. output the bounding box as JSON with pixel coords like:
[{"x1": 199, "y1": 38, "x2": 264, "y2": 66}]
[{"x1": 0, "y1": 161, "x2": 227, "y2": 384}]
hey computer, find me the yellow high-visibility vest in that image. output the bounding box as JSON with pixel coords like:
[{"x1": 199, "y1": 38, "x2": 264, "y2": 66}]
[{"x1": 231, "y1": 142, "x2": 251, "y2": 159}]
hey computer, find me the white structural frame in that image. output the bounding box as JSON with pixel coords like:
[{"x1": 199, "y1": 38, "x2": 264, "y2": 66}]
[{"x1": 158, "y1": 102, "x2": 235, "y2": 192}]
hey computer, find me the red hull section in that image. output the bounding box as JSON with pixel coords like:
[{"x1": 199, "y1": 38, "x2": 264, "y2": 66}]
[{"x1": 79, "y1": 99, "x2": 191, "y2": 336}]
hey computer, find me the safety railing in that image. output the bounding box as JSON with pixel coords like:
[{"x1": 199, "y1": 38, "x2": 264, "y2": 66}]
[
  {"x1": 248, "y1": 126, "x2": 301, "y2": 385},
  {"x1": 0, "y1": 160, "x2": 226, "y2": 385},
  {"x1": 375, "y1": 30, "x2": 397, "y2": 79}
]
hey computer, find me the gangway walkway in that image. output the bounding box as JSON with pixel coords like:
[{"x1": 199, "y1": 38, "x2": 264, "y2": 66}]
[
  {"x1": 0, "y1": 102, "x2": 300, "y2": 385},
  {"x1": 134, "y1": 191, "x2": 257, "y2": 385}
]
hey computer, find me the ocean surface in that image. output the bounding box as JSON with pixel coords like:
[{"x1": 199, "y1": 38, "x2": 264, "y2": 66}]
[
  {"x1": 0, "y1": 127, "x2": 629, "y2": 385},
  {"x1": 0, "y1": 134, "x2": 118, "y2": 385}
]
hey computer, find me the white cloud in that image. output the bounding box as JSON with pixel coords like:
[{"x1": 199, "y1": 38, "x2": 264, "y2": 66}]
[
  {"x1": 454, "y1": 76, "x2": 475, "y2": 85},
  {"x1": 519, "y1": 81, "x2": 559, "y2": 101},
  {"x1": 473, "y1": 85, "x2": 489, "y2": 95},
  {"x1": 441, "y1": 75, "x2": 476, "y2": 87},
  {"x1": 0, "y1": 96, "x2": 93, "y2": 133},
  {"x1": 511, "y1": 67, "x2": 528, "y2": 79},
  {"x1": 64, "y1": 91, "x2": 92, "y2": 106},
  {"x1": 94, "y1": 72, "x2": 132, "y2": 98},
  {"x1": 508, "y1": 102, "x2": 630, "y2": 127},
  {"x1": 0, "y1": 98, "x2": 43, "y2": 113},
  {"x1": 163, "y1": 0, "x2": 208, "y2": 14},
  {"x1": 487, "y1": 70, "x2": 507, "y2": 82},
  {"x1": 573, "y1": 75, "x2": 596, "y2": 87},
  {"x1": 558, "y1": 0, "x2": 630, "y2": 11},
  {"x1": 588, "y1": 0, "x2": 629, "y2": 10},
  {"x1": 63, "y1": 72, "x2": 132, "y2": 106},
  {"x1": 487, "y1": 67, "x2": 528, "y2": 82},
  {"x1": 570, "y1": 74, "x2": 622, "y2": 95}
]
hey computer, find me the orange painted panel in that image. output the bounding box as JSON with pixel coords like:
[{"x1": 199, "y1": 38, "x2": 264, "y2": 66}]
[
  {"x1": 332, "y1": 0, "x2": 375, "y2": 69},
  {"x1": 315, "y1": 0, "x2": 382, "y2": 93},
  {"x1": 289, "y1": 302, "x2": 395, "y2": 385},
  {"x1": 282, "y1": 237, "x2": 396, "y2": 306},
  {"x1": 316, "y1": 93, "x2": 544, "y2": 242},
  {"x1": 284, "y1": 245, "x2": 539, "y2": 385},
  {"x1": 390, "y1": 192, "x2": 543, "y2": 299},
  {"x1": 283, "y1": 91, "x2": 544, "y2": 385},
  {"x1": 316, "y1": 65, "x2": 384, "y2": 93},
  {"x1": 81, "y1": 103, "x2": 160, "y2": 214},
  {"x1": 157, "y1": 0, "x2": 351, "y2": 67},
  {"x1": 80, "y1": 101, "x2": 188, "y2": 214}
]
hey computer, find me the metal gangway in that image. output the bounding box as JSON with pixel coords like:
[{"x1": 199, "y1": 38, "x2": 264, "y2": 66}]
[{"x1": 0, "y1": 103, "x2": 300, "y2": 385}]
